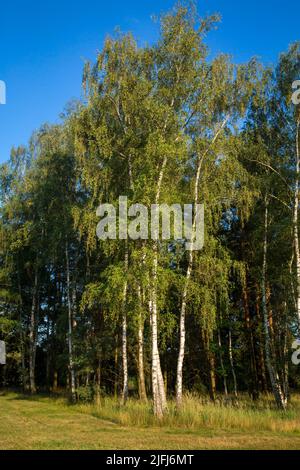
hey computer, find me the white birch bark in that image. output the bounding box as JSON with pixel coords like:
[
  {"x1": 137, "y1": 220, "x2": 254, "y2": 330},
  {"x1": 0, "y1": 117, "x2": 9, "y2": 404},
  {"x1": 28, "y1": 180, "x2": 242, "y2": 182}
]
[
  {"x1": 149, "y1": 156, "x2": 168, "y2": 416},
  {"x1": 121, "y1": 247, "x2": 129, "y2": 405},
  {"x1": 66, "y1": 242, "x2": 76, "y2": 403},
  {"x1": 137, "y1": 286, "x2": 147, "y2": 401},
  {"x1": 120, "y1": 149, "x2": 134, "y2": 405},
  {"x1": 151, "y1": 245, "x2": 167, "y2": 416},
  {"x1": 293, "y1": 119, "x2": 300, "y2": 330},
  {"x1": 29, "y1": 267, "x2": 38, "y2": 394},
  {"x1": 18, "y1": 270, "x2": 27, "y2": 391},
  {"x1": 176, "y1": 117, "x2": 229, "y2": 406}
]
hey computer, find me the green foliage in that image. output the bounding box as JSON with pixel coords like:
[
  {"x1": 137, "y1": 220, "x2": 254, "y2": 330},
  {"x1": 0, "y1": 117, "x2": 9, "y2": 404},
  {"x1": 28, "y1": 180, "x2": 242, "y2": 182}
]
[{"x1": 0, "y1": 2, "x2": 299, "y2": 412}]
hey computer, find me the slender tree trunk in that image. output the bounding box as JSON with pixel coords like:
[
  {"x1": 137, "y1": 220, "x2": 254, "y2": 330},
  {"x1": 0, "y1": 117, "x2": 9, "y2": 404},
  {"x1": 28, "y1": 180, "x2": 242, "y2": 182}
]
[
  {"x1": 66, "y1": 242, "x2": 76, "y2": 403},
  {"x1": 293, "y1": 119, "x2": 300, "y2": 330},
  {"x1": 282, "y1": 303, "x2": 290, "y2": 403},
  {"x1": 228, "y1": 328, "x2": 238, "y2": 398},
  {"x1": 262, "y1": 199, "x2": 287, "y2": 410},
  {"x1": 86, "y1": 372, "x2": 90, "y2": 387},
  {"x1": 217, "y1": 329, "x2": 228, "y2": 395},
  {"x1": 208, "y1": 348, "x2": 216, "y2": 401},
  {"x1": 29, "y1": 266, "x2": 38, "y2": 394},
  {"x1": 20, "y1": 332, "x2": 27, "y2": 392},
  {"x1": 202, "y1": 329, "x2": 216, "y2": 401},
  {"x1": 46, "y1": 316, "x2": 50, "y2": 391},
  {"x1": 120, "y1": 141, "x2": 135, "y2": 405},
  {"x1": 242, "y1": 280, "x2": 259, "y2": 400},
  {"x1": 150, "y1": 249, "x2": 167, "y2": 417},
  {"x1": 255, "y1": 286, "x2": 268, "y2": 392},
  {"x1": 176, "y1": 254, "x2": 192, "y2": 406},
  {"x1": 121, "y1": 297, "x2": 128, "y2": 404},
  {"x1": 176, "y1": 117, "x2": 228, "y2": 406},
  {"x1": 137, "y1": 287, "x2": 147, "y2": 401},
  {"x1": 150, "y1": 289, "x2": 166, "y2": 418},
  {"x1": 149, "y1": 107, "x2": 190, "y2": 414},
  {"x1": 18, "y1": 269, "x2": 27, "y2": 392},
  {"x1": 176, "y1": 156, "x2": 203, "y2": 406},
  {"x1": 95, "y1": 358, "x2": 101, "y2": 406},
  {"x1": 114, "y1": 333, "x2": 119, "y2": 398},
  {"x1": 283, "y1": 339, "x2": 290, "y2": 403},
  {"x1": 158, "y1": 353, "x2": 167, "y2": 398},
  {"x1": 53, "y1": 371, "x2": 58, "y2": 392},
  {"x1": 121, "y1": 246, "x2": 129, "y2": 405},
  {"x1": 150, "y1": 157, "x2": 168, "y2": 417}
]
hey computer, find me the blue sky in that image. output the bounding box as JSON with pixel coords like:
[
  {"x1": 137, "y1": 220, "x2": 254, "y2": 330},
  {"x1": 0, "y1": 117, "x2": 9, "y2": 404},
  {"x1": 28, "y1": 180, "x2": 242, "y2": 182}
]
[{"x1": 0, "y1": 0, "x2": 299, "y2": 163}]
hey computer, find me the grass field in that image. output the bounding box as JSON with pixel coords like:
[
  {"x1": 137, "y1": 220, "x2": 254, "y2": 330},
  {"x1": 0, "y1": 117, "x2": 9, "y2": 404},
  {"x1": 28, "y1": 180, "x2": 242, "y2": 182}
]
[{"x1": 1, "y1": 391, "x2": 300, "y2": 450}]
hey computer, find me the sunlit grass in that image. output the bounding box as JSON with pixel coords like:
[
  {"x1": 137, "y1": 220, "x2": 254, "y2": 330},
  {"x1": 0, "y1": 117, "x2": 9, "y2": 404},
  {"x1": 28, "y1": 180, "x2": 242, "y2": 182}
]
[
  {"x1": 1, "y1": 391, "x2": 300, "y2": 449},
  {"x1": 77, "y1": 392, "x2": 300, "y2": 433}
]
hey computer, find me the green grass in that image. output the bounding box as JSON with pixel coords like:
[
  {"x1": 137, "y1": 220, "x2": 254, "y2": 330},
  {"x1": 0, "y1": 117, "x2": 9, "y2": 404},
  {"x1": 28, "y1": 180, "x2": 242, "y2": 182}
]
[{"x1": 1, "y1": 391, "x2": 300, "y2": 449}]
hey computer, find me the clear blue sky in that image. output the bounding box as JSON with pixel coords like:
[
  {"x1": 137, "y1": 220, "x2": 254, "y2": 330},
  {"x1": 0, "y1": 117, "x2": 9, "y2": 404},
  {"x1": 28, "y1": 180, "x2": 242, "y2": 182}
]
[{"x1": 0, "y1": 0, "x2": 299, "y2": 163}]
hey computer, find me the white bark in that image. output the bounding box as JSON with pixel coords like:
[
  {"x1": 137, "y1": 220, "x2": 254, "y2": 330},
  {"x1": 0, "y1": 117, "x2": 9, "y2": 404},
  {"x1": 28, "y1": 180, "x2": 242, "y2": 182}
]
[
  {"x1": 150, "y1": 246, "x2": 167, "y2": 417},
  {"x1": 137, "y1": 286, "x2": 147, "y2": 401},
  {"x1": 149, "y1": 157, "x2": 168, "y2": 417},
  {"x1": 18, "y1": 271, "x2": 27, "y2": 391},
  {"x1": 120, "y1": 141, "x2": 133, "y2": 405},
  {"x1": 121, "y1": 247, "x2": 129, "y2": 405},
  {"x1": 150, "y1": 286, "x2": 166, "y2": 417},
  {"x1": 29, "y1": 267, "x2": 38, "y2": 394},
  {"x1": 293, "y1": 119, "x2": 300, "y2": 330},
  {"x1": 176, "y1": 116, "x2": 229, "y2": 406},
  {"x1": 66, "y1": 242, "x2": 76, "y2": 403}
]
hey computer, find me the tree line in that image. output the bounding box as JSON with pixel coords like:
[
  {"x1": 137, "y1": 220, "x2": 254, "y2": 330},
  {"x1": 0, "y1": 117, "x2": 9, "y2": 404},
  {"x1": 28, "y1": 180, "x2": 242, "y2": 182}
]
[{"x1": 0, "y1": 3, "x2": 299, "y2": 416}]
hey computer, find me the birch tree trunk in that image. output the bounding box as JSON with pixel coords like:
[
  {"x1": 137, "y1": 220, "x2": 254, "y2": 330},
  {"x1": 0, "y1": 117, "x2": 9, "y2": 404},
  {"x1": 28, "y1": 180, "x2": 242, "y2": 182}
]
[
  {"x1": 121, "y1": 247, "x2": 129, "y2": 405},
  {"x1": 18, "y1": 269, "x2": 27, "y2": 391},
  {"x1": 242, "y1": 280, "x2": 259, "y2": 400},
  {"x1": 176, "y1": 117, "x2": 228, "y2": 406},
  {"x1": 29, "y1": 266, "x2": 38, "y2": 394},
  {"x1": 114, "y1": 333, "x2": 119, "y2": 398},
  {"x1": 228, "y1": 328, "x2": 238, "y2": 398},
  {"x1": 119, "y1": 145, "x2": 134, "y2": 405},
  {"x1": 293, "y1": 119, "x2": 300, "y2": 330},
  {"x1": 262, "y1": 199, "x2": 287, "y2": 410},
  {"x1": 150, "y1": 288, "x2": 167, "y2": 417},
  {"x1": 282, "y1": 303, "x2": 290, "y2": 403},
  {"x1": 207, "y1": 336, "x2": 216, "y2": 402},
  {"x1": 218, "y1": 329, "x2": 228, "y2": 395},
  {"x1": 121, "y1": 291, "x2": 128, "y2": 404},
  {"x1": 66, "y1": 242, "x2": 76, "y2": 403},
  {"x1": 150, "y1": 157, "x2": 168, "y2": 417},
  {"x1": 137, "y1": 286, "x2": 147, "y2": 401},
  {"x1": 255, "y1": 286, "x2": 268, "y2": 393},
  {"x1": 95, "y1": 359, "x2": 101, "y2": 406},
  {"x1": 150, "y1": 246, "x2": 167, "y2": 417}
]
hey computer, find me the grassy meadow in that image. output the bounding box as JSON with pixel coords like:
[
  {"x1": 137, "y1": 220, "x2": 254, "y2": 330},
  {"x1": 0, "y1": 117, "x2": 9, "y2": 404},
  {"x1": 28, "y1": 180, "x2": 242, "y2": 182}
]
[{"x1": 1, "y1": 391, "x2": 300, "y2": 450}]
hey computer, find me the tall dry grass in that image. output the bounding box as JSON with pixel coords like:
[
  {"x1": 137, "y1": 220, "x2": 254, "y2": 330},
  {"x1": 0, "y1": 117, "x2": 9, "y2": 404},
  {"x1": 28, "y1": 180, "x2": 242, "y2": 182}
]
[{"x1": 77, "y1": 393, "x2": 300, "y2": 433}]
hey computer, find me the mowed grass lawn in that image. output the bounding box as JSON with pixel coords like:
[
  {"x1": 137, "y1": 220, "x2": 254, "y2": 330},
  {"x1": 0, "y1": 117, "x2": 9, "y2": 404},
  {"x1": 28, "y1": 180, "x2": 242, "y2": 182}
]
[{"x1": 1, "y1": 392, "x2": 300, "y2": 450}]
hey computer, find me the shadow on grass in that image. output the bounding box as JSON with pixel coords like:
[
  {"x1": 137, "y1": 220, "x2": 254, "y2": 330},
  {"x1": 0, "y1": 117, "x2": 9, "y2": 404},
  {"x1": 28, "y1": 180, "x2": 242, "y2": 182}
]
[{"x1": 0, "y1": 388, "x2": 70, "y2": 405}]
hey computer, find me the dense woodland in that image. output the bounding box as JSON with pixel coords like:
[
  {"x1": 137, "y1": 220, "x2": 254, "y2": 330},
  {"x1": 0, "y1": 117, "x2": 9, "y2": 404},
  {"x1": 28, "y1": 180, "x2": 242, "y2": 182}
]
[{"x1": 0, "y1": 4, "x2": 300, "y2": 417}]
